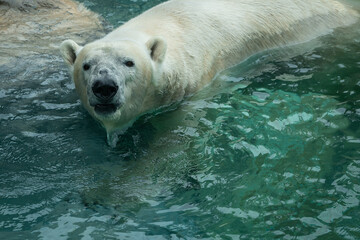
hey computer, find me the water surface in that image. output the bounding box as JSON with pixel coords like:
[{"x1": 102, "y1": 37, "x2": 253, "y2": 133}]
[{"x1": 1, "y1": 0, "x2": 360, "y2": 239}]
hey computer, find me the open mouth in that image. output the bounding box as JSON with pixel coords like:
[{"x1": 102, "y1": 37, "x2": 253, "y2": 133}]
[{"x1": 94, "y1": 104, "x2": 117, "y2": 115}]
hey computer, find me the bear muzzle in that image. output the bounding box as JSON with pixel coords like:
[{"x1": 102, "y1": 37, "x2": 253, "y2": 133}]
[{"x1": 90, "y1": 78, "x2": 123, "y2": 115}]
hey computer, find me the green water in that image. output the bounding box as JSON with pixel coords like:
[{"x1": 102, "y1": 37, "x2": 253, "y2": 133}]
[{"x1": 1, "y1": 0, "x2": 360, "y2": 239}]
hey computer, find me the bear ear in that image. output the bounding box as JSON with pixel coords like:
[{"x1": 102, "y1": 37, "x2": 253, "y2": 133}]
[
  {"x1": 146, "y1": 37, "x2": 167, "y2": 63},
  {"x1": 60, "y1": 39, "x2": 82, "y2": 67}
]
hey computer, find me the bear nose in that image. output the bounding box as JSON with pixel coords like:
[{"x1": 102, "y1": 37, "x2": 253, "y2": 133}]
[{"x1": 92, "y1": 80, "x2": 118, "y2": 100}]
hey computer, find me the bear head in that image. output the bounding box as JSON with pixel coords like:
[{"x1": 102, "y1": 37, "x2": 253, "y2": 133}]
[{"x1": 60, "y1": 37, "x2": 167, "y2": 134}]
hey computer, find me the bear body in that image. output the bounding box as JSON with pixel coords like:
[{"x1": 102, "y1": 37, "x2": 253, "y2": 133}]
[{"x1": 60, "y1": 0, "x2": 358, "y2": 146}]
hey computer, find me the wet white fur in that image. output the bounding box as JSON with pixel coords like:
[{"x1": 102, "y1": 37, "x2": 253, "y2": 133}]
[{"x1": 60, "y1": 0, "x2": 358, "y2": 145}]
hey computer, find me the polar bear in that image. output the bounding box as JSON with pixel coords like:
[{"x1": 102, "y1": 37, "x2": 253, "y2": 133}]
[{"x1": 60, "y1": 0, "x2": 358, "y2": 146}]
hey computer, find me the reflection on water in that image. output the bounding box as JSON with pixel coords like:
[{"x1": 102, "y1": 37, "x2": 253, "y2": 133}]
[{"x1": 1, "y1": 0, "x2": 360, "y2": 239}]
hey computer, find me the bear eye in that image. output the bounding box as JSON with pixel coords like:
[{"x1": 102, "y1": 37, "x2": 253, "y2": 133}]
[
  {"x1": 83, "y1": 63, "x2": 90, "y2": 71},
  {"x1": 125, "y1": 60, "x2": 134, "y2": 67}
]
